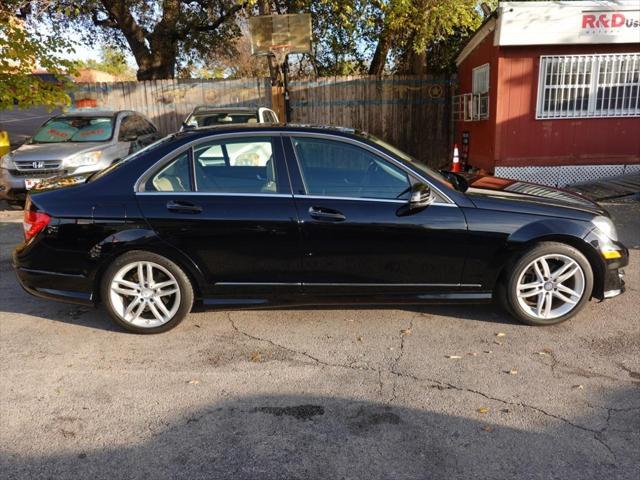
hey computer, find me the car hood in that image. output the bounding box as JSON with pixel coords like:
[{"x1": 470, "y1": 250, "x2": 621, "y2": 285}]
[
  {"x1": 464, "y1": 175, "x2": 606, "y2": 216},
  {"x1": 12, "y1": 142, "x2": 105, "y2": 161}
]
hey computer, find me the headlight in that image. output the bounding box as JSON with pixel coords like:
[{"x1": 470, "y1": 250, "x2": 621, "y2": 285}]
[
  {"x1": 0, "y1": 152, "x2": 14, "y2": 169},
  {"x1": 66, "y1": 151, "x2": 102, "y2": 167},
  {"x1": 591, "y1": 215, "x2": 618, "y2": 242}
]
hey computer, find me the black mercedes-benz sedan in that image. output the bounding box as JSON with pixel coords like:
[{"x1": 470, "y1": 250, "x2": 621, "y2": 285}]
[{"x1": 13, "y1": 125, "x2": 628, "y2": 333}]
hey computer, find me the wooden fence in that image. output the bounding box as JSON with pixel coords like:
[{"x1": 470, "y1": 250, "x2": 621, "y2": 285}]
[
  {"x1": 289, "y1": 75, "x2": 453, "y2": 167},
  {"x1": 74, "y1": 78, "x2": 272, "y2": 135},
  {"x1": 75, "y1": 74, "x2": 453, "y2": 167}
]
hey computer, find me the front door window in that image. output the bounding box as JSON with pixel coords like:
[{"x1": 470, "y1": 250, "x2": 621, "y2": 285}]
[{"x1": 292, "y1": 137, "x2": 411, "y2": 200}]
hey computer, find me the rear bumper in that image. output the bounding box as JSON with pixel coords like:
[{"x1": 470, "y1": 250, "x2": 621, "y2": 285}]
[{"x1": 13, "y1": 257, "x2": 94, "y2": 306}]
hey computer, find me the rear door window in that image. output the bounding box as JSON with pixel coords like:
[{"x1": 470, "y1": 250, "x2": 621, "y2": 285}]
[
  {"x1": 193, "y1": 137, "x2": 278, "y2": 193},
  {"x1": 145, "y1": 151, "x2": 192, "y2": 192}
]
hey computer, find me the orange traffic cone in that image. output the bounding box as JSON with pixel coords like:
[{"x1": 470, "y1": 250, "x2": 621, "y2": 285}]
[{"x1": 451, "y1": 144, "x2": 461, "y2": 172}]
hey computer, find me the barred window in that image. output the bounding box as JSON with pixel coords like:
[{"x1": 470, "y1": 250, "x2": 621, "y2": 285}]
[{"x1": 537, "y1": 53, "x2": 640, "y2": 119}]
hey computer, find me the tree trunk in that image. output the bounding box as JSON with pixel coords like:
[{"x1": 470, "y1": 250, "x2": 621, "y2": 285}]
[
  {"x1": 397, "y1": 41, "x2": 428, "y2": 75},
  {"x1": 368, "y1": 28, "x2": 392, "y2": 76}
]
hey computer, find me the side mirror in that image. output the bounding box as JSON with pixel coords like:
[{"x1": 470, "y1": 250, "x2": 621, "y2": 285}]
[
  {"x1": 397, "y1": 182, "x2": 435, "y2": 217},
  {"x1": 409, "y1": 182, "x2": 435, "y2": 209},
  {"x1": 181, "y1": 122, "x2": 194, "y2": 130},
  {"x1": 122, "y1": 133, "x2": 138, "y2": 142}
]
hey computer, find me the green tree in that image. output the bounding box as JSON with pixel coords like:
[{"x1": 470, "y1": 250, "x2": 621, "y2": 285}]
[
  {"x1": 80, "y1": 45, "x2": 133, "y2": 78},
  {"x1": 367, "y1": 0, "x2": 494, "y2": 75},
  {"x1": 28, "y1": 0, "x2": 253, "y2": 80},
  {"x1": 0, "y1": 3, "x2": 77, "y2": 109}
]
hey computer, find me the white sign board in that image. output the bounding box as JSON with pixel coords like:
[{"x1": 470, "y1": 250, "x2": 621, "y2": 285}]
[{"x1": 495, "y1": 1, "x2": 640, "y2": 46}]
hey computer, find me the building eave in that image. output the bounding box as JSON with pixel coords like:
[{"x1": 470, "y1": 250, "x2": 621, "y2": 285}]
[{"x1": 455, "y1": 17, "x2": 497, "y2": 67}]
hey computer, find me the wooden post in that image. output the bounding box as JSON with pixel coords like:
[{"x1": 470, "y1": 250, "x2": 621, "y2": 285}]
[{"x1": 271, "y1": 85, "x2": 286, "y2": 123}]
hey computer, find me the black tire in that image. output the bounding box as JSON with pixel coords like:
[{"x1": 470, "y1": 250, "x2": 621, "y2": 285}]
[
  {"x1": 500, "y1": 242, "x2": 593, "y2": 326},
  {"x1": 100, "y1": 250, "x2": 194, "y2": 333}
]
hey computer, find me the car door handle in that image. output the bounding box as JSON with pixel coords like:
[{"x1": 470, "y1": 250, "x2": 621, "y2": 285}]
[
  {"x1": 166, "y1": 200, "x2": 203, "y2": 214},
  {"x1": 308, "y1": 206, "x2": 346, "y2": 222}
]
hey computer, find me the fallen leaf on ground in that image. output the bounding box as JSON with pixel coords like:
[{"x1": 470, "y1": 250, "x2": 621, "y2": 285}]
[
  {"x1": 483, "y1": 350, "x2": 493, "y2": 354},
  {"x1": 445, "y1": 355, "x2": 462, "y2": 359},
  {"x1": 187, "y1": 379, "x2": 200, "y2": 385},
  {"x1": 400, "y1": 328, "x2": 412, "y2": 337},
  {"x1": 572, "y1": 384, "x2": 584, "y2": 390},
  {"x1": 467, "y1": 352, "x2": 478, "y2": 356},
  {"x1": 356, "y1": 336, "x2": 363, "y2": 342},
  {"x1": 250, "y1": 351, "x2": 262, "y2": 363},
  {"x1": 507, "y1": 369, "x2": 518, "y2": 375},
  {"x1": 477, "y1": 407, "x2": 489, "y2": 414},
  {"x1": 493, "y1": 341, "x2": 503, "y2": 346},
  {"x1": 481, "y1": 425, "x2": 494, "y2": 432},
  {"x1": 501, "y1": 408, "x2": 511, "y2": 414},
  {"x1": 495, "y1": 332, "x2": 507, "y2": 337},
  {"x1": 534, "y1": 351, "x2": 548, "y2": 356}
]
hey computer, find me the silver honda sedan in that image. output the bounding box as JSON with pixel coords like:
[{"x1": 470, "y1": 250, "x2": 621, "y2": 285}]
[{"x1": 0, "y1": 110, "x2": 160, "y2": 207}]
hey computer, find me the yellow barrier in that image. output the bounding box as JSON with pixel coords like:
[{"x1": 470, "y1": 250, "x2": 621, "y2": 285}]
[{"x1": 0, "y1": 131, "x2": 9, "y2": 157}]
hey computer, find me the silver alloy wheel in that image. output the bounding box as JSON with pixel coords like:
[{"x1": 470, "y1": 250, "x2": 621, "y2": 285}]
[
  {"x1": 516, "y1": 254, "x2": 586, "y2": 320},
  {"x1": 109, "y1": 261, "x2": 181, "y2": 328}
]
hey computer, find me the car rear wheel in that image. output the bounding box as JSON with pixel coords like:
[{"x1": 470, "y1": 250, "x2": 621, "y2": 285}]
[
  {"x1": 503, "y1": 242, "x2": 593, "y2": 326},
  {"x1": 100, "y1": 251, "x2": 193, "y2": 333}
]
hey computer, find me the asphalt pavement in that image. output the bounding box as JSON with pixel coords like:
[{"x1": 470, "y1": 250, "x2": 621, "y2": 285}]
[
  {"x1": 0, "y1": 201, "x2": 638, "y2": 479},
  {"x1": 0, "y1": 107, "x2": 60, "y2": 147}
]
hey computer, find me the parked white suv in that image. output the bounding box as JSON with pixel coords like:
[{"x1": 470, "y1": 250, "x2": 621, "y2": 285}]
[{"x1": 180, "y1": 106, "x2": 279, "y2": 131}]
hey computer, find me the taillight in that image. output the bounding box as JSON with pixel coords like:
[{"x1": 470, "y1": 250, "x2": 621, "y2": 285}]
[{"x1": 23, "y1": 210, "x2": 51, "y2": 241}]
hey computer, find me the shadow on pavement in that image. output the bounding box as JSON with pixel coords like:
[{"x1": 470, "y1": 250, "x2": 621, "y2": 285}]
[{"x1": 1, "y1": 390, "x2": 638, "y2": 479}]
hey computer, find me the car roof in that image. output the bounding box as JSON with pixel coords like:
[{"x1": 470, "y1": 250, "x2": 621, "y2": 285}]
[
  {"x1": 57, "y1": 109, "x2": 125, "y2": 118},
  {"x1": 174, "y1": 123, "x2": 364, "y2": 141},
  {"x1": 192, "y1": 106, "x2": 262, "y2": 113}
]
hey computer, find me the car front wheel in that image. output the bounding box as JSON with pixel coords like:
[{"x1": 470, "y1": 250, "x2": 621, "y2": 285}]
[
  {"x1": 100, "y1": 251, "x2": 194, "y2": 333},
  {"x1": 503, "y1": 242, "x2": 594, "y2": 326}
]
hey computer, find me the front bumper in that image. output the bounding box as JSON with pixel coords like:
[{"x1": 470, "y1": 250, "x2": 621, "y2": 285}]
[
  {"x1": 602, "y1": 268, "x2": 625, "y2": 299},
  {"x1": 1, "y1": 167, "x2": 65, "y2": 202}
]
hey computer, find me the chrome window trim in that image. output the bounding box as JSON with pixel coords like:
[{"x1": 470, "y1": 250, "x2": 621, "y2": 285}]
[
  {"x1": 135, "y1": 190, "x2": 454, "y2": 207},
  {"x1": 286, "y1": 132, "x2": 456, "y2": 205},
  {"x1": 136, "y1": 191, "x2": 293, "y2": 198},
  {"x1": 292, "y1": 194, "x2": 455, "y2": 207}
]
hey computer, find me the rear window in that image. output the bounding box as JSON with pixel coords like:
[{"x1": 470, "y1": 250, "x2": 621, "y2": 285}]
[
  {"x1": 185, "y1": 112, "x2": 258, "y2": 128},
  {"x1": 32, "y1": 116, "x2": 114, "y2": 143}
]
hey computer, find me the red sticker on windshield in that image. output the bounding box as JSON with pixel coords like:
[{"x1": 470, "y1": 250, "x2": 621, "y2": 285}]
[
  {"x1": 78, "y1": 128, "x2": 105, "y2": 137},
  {"x1": 47, "y1": 129, "x2": 69, "y2": 138}
]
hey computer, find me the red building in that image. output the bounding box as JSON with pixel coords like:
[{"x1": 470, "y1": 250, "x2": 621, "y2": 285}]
[{"x1": 454, "y1": 1, "x2": 640, "y2": 186}]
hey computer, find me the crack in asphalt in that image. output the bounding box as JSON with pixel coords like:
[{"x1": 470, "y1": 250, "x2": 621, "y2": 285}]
[
  {"x1": 226, "y1": 312, "x2": 619, "y2": 462},
  {"x1": 387, "y1": 315, "x2": 416, "y2": 405}
]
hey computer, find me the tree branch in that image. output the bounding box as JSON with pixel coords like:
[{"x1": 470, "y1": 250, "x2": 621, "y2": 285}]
[{"x1": 190, "y1": 1, "x2": 249, "y2": 33}]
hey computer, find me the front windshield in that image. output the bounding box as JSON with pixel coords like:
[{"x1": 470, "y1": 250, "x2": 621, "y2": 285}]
[
  {"x1": 88, "y1": 135, "x2": 173, "y2": 182},
  {"x1": 185, "y1": 112, "x2": 258, "y2": 128},
  {"x1": 367, "y1": 134, "x2": 454, "y2": 189},
  {"x1": 32, "y1": 116, "x2": 114, "y2": 143}
]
